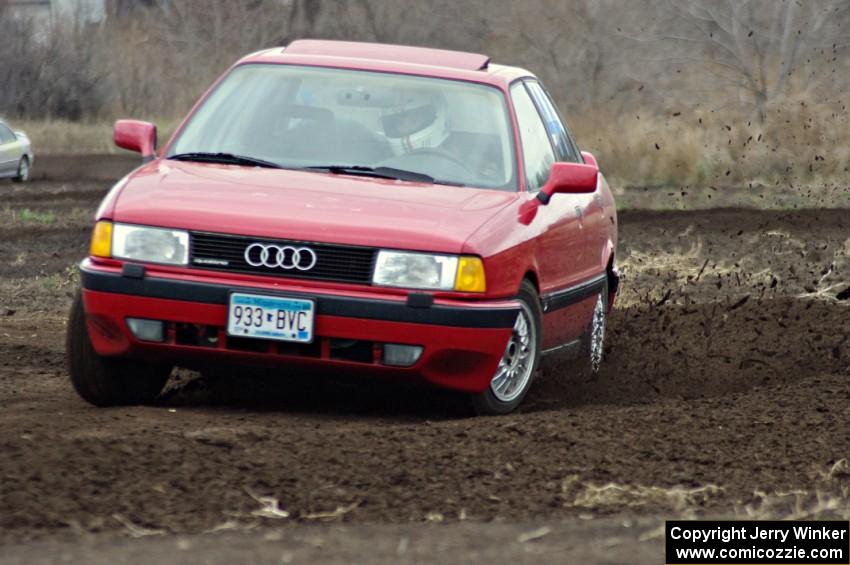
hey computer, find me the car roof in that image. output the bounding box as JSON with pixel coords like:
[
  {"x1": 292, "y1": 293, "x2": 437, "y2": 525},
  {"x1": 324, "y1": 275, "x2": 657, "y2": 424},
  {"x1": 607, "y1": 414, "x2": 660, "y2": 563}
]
[{"x1": 238, "y1": 40, "x2": 534, "y2": 89}]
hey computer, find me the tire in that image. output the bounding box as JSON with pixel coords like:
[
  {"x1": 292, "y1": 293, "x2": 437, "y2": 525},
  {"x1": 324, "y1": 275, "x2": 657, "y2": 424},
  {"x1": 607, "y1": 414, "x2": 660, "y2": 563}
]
[
  {"x1": 578, "y1": 278, "x2": 609, "y2": 378},
  {"x1": 470, "y1": 280, "x2": 542, "y2": 415},
  {"x1": 12, "y1": 156, "x2": 29, "y2": 183},
  {"x1": 66, "y1": 292, "x2": 171, "y2": 406}
]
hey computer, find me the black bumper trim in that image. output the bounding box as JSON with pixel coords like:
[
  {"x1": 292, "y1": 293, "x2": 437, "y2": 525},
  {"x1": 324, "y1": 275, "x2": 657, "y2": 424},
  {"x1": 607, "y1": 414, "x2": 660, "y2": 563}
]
[
  {"x1": 80, "y1": 267, "x2": 519, "y2": 329},
  {"x1": 541, "y1": 274, "x2": 607, "y2": 313}
]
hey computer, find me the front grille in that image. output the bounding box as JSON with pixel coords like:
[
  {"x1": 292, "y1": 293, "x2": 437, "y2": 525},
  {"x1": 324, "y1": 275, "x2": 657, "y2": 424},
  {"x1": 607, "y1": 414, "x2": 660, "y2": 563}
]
[{"x1": 190, "y1": 231, "x2": 376, "y2": 284}]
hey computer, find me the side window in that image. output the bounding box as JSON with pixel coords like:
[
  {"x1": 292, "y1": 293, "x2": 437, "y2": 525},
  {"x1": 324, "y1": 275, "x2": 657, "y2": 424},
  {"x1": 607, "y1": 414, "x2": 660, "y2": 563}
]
[
  {"x1": 511, "y1": 83, "x2": 555, "y2": 191},
  {"x1": 525, "y1": 81, "x2": 581, "y2": 163},
  {"x1": 0, "y1": 125, "x2": 15, "y2": 144}
]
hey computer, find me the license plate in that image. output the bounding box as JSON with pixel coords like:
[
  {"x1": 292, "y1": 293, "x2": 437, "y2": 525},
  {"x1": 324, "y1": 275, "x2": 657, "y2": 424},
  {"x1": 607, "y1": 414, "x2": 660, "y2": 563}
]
[{"x1": 227, "y1": 293, "x2": 315, "y2": 343}]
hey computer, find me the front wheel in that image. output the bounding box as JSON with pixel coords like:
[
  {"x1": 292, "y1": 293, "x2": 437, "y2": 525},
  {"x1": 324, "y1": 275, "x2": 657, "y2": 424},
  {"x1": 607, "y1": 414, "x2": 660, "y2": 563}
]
[
  {"x1": 12, "y1": 156, "x2": 30, "y2": 183},
  {"x1": 470, "y1": 280, "x2": 542, "y2": 415},
  {"x1": 66, "y1": 292, "x2": 171, "y2": 406}
]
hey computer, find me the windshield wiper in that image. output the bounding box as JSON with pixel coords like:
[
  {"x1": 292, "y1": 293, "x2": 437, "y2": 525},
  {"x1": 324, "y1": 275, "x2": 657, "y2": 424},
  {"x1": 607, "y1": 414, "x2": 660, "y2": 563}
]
[
  {"x1": 306, "y1": 165, "x2": 432, "y2": 183},
  {"x1": 168, "y1": 152, "x2": 283, "y2": 169},
  {"x1": 305, "y1": 164, "x2": 464, "y2": 186}
]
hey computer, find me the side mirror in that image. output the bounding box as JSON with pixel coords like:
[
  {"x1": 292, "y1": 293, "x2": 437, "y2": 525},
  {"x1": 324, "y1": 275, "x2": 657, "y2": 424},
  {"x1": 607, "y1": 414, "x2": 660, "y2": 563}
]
[
  {"x1": 537, "y1": 161, "x2": 598, "y2": 204},
  {"x1": 581, "y1": 151, "x2": 598, "y2": 169},
  {"x1": 114, "y1": 120, "x2": 157, "y2": 162}
]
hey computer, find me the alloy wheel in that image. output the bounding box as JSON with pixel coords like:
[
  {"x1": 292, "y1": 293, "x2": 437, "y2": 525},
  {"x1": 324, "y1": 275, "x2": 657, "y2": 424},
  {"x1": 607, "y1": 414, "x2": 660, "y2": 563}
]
[
  {"x1": 589, "y1": 292, "x2": 606, "y2": 373},
  {"x1": 18, "y1": 158, "x2": 29, "y2": 181},
  {"x1": 490, "y1": 302, "x2": 537, "y2": 403}
]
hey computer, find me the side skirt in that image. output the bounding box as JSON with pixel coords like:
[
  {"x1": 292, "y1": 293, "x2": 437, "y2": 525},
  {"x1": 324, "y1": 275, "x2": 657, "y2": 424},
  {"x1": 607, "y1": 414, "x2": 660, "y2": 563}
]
[
  {"x1": 540, "y1": 274, "x2": 606, "y2": 313},
  {"x1": 540, "y1": 338, "x2": 581, "y2": 362}
]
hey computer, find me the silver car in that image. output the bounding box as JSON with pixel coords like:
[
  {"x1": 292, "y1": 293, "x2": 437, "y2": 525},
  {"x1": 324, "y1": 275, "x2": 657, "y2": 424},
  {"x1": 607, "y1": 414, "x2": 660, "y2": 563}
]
[{"x1": 0, "y1": 119, "x2": 33, "y2": 182}]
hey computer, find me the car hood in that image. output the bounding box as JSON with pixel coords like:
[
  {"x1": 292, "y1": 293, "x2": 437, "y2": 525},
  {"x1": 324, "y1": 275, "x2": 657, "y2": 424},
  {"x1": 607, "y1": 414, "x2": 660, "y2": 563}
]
[{"x1": 111, "y1": 161, "x2": 518, "y2": 254}]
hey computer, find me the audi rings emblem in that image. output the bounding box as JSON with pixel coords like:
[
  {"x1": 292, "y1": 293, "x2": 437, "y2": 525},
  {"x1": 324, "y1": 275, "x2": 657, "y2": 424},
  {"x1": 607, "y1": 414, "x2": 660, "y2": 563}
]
[{"x1": 244, "y1": 243, "x2": 318, "y2": 271}]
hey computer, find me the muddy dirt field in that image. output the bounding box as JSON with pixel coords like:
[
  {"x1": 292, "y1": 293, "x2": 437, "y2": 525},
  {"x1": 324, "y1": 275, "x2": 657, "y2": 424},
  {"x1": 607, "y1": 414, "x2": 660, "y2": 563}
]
[{"x1": 1, "y1": 180, "x2": 848, "y2": 563}]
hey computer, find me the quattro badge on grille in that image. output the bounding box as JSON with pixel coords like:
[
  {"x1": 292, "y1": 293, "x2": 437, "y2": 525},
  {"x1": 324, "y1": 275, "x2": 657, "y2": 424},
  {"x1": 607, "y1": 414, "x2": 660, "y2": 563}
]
[
  {"x1": 244, "y1": 243, "x2": 318, "y2": 271},
  {"x1": 193, "y1": 258, "x2": 230, "y2": 266}
]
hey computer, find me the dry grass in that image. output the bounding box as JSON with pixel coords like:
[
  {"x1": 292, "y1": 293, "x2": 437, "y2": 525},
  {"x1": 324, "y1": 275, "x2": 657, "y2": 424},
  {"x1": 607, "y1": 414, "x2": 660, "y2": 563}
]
[
  {"x1": 0, "y1": 205, "x2": 92, "y2": 228},
  {"x1": 548, "y1": 464, "x2": 849, "y2": 541},
  {"x1": 736, "y1": 459, "x2": 850, "y2": 520},
  {"x1": 555, "y1": 460, "x2": 850, "y2": 522},
  {"x1": 571, "y1": 98, "x2": 850, "y2": 195},
  {"x1": 14, "y1": 118, "x2": 180, "y2": 155},
  {"x1": 620, "y1": 228, "x2": 850, "y2": 307},
  {"x1": 559, "y1": 475, "x2": 724, "y2": 518}
]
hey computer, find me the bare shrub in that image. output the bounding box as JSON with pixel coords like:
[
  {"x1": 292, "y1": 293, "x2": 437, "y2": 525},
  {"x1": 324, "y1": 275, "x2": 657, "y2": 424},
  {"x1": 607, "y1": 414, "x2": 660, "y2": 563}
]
[
  {"x1": 95, "y1": 1, "x2": 296, "y2": 117},
  {"x1": 0, "y1": 7, "x2": 106, "y2": 120}
]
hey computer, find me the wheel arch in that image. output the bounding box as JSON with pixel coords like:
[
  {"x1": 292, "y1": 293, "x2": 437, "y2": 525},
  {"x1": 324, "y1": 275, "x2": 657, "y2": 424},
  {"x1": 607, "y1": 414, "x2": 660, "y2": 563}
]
[
  {"x1": 605, "y1": 251, "x2": 620, "y2": 309},
  {"x1": 522, "y1": 269, "x2": 540, "y2": 295}
]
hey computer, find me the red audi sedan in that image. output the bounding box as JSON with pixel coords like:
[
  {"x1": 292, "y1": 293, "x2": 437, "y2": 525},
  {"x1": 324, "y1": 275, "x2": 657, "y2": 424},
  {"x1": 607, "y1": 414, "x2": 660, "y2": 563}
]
[{"x1": 68, "y1": 40, "x2": 619, "y2": 415}]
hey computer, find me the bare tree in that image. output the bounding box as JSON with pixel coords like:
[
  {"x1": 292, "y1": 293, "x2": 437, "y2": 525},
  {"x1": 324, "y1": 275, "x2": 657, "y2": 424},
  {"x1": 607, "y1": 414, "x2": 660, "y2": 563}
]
[
  {"x1": 631, "y1": 0, "x2": 850, "y2": 121},
  {"x1": 4, "y1": 0, "x2": 850, "y2": 125},
  {"x1": 479, "y1": 0, "x2": 628, "y2": 113},
  {"x1": 0, "y1": 3, "x2": 106, "y2": 119}
]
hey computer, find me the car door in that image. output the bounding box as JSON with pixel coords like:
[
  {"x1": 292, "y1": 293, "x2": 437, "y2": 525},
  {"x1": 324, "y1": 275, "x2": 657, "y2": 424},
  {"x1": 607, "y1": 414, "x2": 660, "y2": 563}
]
[
  {"x1": 511, "y1": 81, "x2": 590, "y2": 347},
  {"x1": 0, "y1": 124, "x2": 20, "y2": 177}
]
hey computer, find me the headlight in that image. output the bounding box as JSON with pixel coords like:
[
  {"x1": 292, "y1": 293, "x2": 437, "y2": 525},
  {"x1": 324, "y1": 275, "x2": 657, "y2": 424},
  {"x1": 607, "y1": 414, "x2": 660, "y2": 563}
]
[
  {"x1": 104, "y1": 223, "x2": 189, "y2": 265},
  {"x1": 372, "y1": 250, "x2": 486, "y2": 292}
]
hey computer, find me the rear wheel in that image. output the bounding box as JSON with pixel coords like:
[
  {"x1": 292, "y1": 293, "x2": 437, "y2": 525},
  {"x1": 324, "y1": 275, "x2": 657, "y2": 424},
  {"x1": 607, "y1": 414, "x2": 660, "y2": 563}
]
[
  {"x1": 66, "y1": 292, "x2": 171, "y2": 406},
  {"x1": 12, "y1": 156, "x2": 29, "y2": 183},
  {"x1": 579, "y1": 279, "x2": 608, "y2": 377},
  {"x1": 470, "y1": 280, "x2": 542, "y2": 415}
]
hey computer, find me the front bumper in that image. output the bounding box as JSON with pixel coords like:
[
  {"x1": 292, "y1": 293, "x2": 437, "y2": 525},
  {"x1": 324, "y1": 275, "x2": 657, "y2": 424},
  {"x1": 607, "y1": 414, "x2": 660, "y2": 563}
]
[{"x1": 79, "y1": 261, "x2": 519, "y2": 393}]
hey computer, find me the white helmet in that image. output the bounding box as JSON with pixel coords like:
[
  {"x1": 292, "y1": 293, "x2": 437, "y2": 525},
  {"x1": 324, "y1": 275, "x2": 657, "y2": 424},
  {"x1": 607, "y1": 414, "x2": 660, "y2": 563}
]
[{"x1": 381, "y1": 90, "x2": 449, "y2": 155}]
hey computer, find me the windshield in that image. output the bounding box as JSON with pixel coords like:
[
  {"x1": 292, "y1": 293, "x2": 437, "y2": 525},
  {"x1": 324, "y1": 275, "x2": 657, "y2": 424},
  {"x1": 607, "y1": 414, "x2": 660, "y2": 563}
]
[{"x1": 167, "y1": 64, "x2": 517, "y2": 190}]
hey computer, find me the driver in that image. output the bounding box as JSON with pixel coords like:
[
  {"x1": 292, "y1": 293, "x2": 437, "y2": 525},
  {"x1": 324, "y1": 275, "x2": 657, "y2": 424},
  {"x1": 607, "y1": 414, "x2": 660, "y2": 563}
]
[{"x1": 381, "y1": 90, "x2": 450, "y2": 155}]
